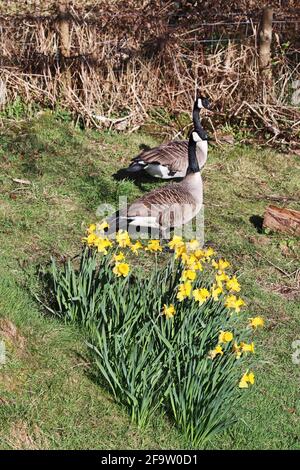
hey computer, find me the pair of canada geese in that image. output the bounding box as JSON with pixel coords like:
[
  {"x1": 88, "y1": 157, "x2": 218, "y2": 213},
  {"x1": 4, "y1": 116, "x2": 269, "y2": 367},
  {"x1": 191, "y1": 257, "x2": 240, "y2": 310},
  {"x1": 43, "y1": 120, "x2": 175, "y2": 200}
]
[{"x1": 107, "y1": 96, "x2": 210, "y2": 237}]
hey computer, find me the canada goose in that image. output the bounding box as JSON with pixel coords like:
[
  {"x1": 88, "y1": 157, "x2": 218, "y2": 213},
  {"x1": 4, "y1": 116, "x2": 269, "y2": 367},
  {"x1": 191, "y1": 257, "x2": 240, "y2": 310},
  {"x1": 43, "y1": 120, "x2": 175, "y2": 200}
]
[
  {"x1": 125, "y1": 96, "x2": 210, "y2": 179},
  {"x1": 106, "y1": 121, "x2": 208, "y2": 237}
]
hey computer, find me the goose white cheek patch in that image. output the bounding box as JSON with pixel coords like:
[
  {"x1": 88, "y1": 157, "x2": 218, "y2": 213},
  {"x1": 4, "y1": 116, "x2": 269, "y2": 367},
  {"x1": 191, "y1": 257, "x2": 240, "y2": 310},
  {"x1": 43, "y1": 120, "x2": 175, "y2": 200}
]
[
  {"x1": 197, "y1": 98, "x2": 203, "y2": 108},
  {"x1": 192, "y1": 132, "x2": 201, "y2": 142}
]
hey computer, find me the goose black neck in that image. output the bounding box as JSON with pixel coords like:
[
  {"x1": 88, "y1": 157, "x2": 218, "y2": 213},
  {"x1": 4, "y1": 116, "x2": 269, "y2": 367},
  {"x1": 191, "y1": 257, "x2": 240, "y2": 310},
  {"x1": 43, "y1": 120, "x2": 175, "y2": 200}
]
[
  {"x1": 187, "y1": 133, "x2": 200, "y2": 174},
  {"x1": 194, "y1": 116, "x2": 208, "y2": 141},
  {"x1": 192, "y1": 105, "x2": 200, "y2": 129}
]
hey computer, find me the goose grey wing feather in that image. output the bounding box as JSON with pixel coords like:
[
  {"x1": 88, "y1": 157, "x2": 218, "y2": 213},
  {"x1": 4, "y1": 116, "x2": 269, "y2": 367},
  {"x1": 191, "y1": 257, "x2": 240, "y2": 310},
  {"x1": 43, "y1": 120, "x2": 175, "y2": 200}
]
[{"x1": 133, "y1": 141, "x2": 189, "y2": 174}]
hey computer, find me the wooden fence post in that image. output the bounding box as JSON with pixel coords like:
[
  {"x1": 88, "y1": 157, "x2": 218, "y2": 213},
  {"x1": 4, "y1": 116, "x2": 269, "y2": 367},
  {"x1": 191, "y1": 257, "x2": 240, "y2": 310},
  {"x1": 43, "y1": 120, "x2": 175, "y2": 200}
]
[
  {"x1": 57, "y1": 0, "x2": 71, "y2": 88},
  {"x1": 258, "y1": 6, "x2": 273, "y2": 81}
]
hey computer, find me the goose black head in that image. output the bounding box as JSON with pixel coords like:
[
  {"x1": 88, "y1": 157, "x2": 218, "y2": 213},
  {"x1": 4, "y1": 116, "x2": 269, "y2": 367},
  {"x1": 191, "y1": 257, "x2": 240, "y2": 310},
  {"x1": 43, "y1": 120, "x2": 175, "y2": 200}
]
[{"x1": 194, "y1": 96, "x2": 210, "y2": 111}]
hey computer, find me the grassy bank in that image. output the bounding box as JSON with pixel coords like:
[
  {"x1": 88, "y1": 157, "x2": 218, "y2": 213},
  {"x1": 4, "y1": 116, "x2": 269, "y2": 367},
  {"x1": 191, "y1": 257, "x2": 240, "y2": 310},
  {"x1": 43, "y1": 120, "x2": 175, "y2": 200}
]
[{"x1": 0, "y1": 112, "x2": 299, "y2": 449}]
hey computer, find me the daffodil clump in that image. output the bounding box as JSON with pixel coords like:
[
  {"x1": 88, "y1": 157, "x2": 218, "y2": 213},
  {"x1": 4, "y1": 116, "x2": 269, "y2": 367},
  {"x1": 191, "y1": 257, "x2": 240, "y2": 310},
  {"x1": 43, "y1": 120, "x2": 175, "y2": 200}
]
[{"x1": 50, "y1": 223, "x2": 265, "y2": 446}]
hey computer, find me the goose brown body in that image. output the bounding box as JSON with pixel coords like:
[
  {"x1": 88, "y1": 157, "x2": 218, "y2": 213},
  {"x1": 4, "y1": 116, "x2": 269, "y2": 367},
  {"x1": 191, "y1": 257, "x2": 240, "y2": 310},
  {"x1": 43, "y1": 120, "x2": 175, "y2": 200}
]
[
  {"x1": 127, "y1": 172, "x2": 202, "y2": 229},
  {"x1": 130, "y1": 140, "x2": 207, "y2": 177},
  {"x1": 125, "y1": 96, "x2": 209, "y2": 179}
]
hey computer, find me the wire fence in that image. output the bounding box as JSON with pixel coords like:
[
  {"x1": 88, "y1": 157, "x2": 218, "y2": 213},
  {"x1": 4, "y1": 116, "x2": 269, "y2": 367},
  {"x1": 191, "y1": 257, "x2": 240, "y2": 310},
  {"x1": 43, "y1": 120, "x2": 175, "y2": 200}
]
[{"x1": 0, "y1": 15, "x2": 299, "y2": 59}]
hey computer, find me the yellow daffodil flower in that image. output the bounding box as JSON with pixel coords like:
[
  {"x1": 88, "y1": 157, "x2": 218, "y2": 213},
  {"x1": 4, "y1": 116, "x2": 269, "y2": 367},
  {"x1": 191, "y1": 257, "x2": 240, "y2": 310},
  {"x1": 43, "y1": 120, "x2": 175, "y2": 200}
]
[
  {"x1": 235, "y1": 298, "x2": 245, "y2": 312},
  {"x1": 86, "y1": 233, "x2": 97, "y2": 246},
  {"x1": 87, "y1": 224, "x2": 96, "y2": 234},
  {"x1": 180, "y1": 254, "x2": 193, "y2": 268},
  {"x1": 233, "y1": 342, "x2": 242, "y2": 359},
  {"x1": 249, "y1": 316, "x2": 265, "y2": 329},
  {"x1": 218, "y1": 330, "x2": 233, "y2": 344},
  {"x1": 168, "y1": 235, "x2": 184, "y2": 251},
  {"x1": 180, "y1": 252, "x2": 189, "y2": 264},
  {"x1": 203, "y1": 247, "x2": 215, "y2": 260},
  {"x1": 95, "y1": 237, "x2": 112, "y2": 254},
  {"x1": 194, "y1": 249, "x2": 206, "y2": 260},
  {"x1": 181, "y1": 255, "x2": 203, "y2": 272},
  {"x1": 226, "y1": 276, "x2": 241, "y2": 292},
  {"x1": 130, "y1": 240, "x2": 143, "y2": 254},
  {"x1": 181, "y1": 269, "x2": 197, "y2": 282},
  {"x1": 146, "y1": 239, "x2": 162, "y2": 252},
  {"x1": 212, "y1": 258, "x2": 230, "y2": 272},
  {"x1": 239, "y1": 373, "x2": 249, "y2": 388},
  {"x1": 225, "y1": 295, "x2": 237, "y2": 309},
  {"x1": 177, "y1": 282, "x2": 192, "y2": 301},
  {"x1": 225, "y1": 295, "x2": 245, "y2": 313},
  {"x1": 183, "y1": 253, "x2": 196, "y2": 265},
  {"x1": 239, "y1": 371, "x2": 255, "y2": 388},
  {"x1": 116, "y1": 230, "x2": 131, "y2": 248},
  {"x1": 174, "y1": 245, "x2": 187, "y2": 259},
  {"x1": 193, "y1": 261, "x2": 203, "y2": 271},
  {"x1": 215, "y1": 272, "x2": 230, "y2": 288},
  {"x1": 162, "y1": 304, "x2": 175, "y2": 319},
  {"x1": 113, "y1": 252, "x2": 125, "y2": 262},
  {"x1": 247, "y1": 372, "x2": 255, "y2": 384},
  {"x1": 192, "y1": 288, "x2": 210, "y2": 305},
  {"x1": 209, "y1": 344, "x2": 224, "y2": 359},
  {"x1": 211, "y1": 284, "x2": 223, "y2": 301},
  {"x1": 112, "y1": 262, "x2": 130, "y2": 277},
  {"x1": 240, "y1": 342, "x2": 255, "y2": 354}
]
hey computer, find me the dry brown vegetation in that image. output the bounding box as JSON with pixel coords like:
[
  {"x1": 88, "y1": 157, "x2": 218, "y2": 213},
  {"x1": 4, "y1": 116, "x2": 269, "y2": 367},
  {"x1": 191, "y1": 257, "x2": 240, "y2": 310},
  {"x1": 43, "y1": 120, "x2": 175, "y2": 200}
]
[{"x1": 0, "y1": 1, "x2": 299, "y2": 145}]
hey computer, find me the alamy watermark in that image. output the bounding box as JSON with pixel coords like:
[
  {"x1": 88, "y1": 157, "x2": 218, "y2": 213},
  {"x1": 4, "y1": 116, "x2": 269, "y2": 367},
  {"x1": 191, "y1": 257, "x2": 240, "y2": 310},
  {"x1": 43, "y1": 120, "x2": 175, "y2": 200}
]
[
  {"x1": 0, "y1": 79, "x2": 6, "y2": 106},
  {"x1": 291, "y1": 80, "x2": 300, "y2": 105},
  {"x1": 95, "y1": 196, "x2": 205, "y2": 244},
  {"x1": 292, "y1": 340, "x2": 300, "y2": 365},
  {"x1": 0, "y1": 340, "x2": 6, "y2": 365}
]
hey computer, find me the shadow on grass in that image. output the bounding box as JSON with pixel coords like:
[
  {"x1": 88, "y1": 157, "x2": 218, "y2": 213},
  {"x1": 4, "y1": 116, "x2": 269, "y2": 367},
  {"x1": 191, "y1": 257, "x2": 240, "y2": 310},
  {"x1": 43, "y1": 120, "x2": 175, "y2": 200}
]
[
  {"x1": 138, "y1": 143, "x2": 152, "y2": 152},
  {"x1": 112, "y1": 168, "x2": 159, "y2": 184},
  {"x1": 249, "y1": 215, "x2": 264, "y2": 233}
]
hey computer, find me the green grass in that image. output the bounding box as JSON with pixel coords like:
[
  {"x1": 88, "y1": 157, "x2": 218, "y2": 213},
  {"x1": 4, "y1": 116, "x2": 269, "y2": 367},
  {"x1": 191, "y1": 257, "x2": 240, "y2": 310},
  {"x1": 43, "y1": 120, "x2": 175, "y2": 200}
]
[{"x1": 0, "y1": 111, "x2": 300, "y2": 449}]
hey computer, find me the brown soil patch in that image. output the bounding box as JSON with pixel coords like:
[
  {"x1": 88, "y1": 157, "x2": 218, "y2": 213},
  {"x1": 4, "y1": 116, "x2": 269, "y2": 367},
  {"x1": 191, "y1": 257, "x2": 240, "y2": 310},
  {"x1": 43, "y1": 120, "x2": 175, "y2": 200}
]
[
  {"x1": 0, "y1": 318, "x2": 26, "y2": 352},
  {"x1": 7, "y1": 421, "x2": 49, "y2": 450},
  {"x1": 269, "y1": 284, "x2": 300, "y2": 301}
]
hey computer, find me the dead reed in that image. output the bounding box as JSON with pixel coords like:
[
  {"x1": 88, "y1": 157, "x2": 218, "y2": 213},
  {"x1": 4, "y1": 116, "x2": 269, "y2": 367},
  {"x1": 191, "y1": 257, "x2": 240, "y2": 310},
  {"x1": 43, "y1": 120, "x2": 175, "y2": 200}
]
[{"x1": 0, "y1": 2, "x2": 299, "y2": 146}]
